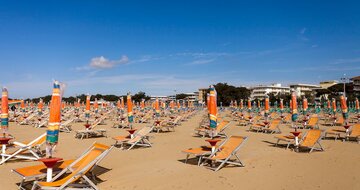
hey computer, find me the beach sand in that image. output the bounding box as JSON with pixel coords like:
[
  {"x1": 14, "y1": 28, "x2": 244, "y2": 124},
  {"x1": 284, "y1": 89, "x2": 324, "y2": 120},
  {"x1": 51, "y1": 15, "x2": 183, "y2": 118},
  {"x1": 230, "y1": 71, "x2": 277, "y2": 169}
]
[{"x1": 0, "y1": 110, "x2": 359, "y2": 190}]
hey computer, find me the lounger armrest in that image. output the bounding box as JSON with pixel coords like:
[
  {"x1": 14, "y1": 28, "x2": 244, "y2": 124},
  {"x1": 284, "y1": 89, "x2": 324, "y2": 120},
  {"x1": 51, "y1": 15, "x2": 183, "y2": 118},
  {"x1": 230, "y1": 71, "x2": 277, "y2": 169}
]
[{"x1": 13, "y1": 141, "x2": 27, "y2": 147}]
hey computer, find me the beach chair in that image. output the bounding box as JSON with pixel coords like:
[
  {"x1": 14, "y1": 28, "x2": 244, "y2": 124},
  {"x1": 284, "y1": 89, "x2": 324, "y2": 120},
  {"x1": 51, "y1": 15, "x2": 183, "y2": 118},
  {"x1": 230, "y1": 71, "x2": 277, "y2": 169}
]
[
  {"x1": 332, "y1": 116, "x2": 344, "y2": 126},
  {"x1": 346, "y1": 124, "x2": 360, "y2": 143},
  {"x1": 298, "y1": 129, "x2": 324, "y2": 153},
  {"x1": 0, "y1": 133, "x2": 46, "y2": 165},
  {"x1": 113, "y1": 126, "x2": 154, "y2": 150},
  {"x1": 274, "y1": 134, "x2": 298, "y2": 150},
  {"x1": 75, "y1": 117, "x2": 107, "y2": 140},
  {"x1": 60, "y1": 118, "x2": 74, "y2": 133},
  {"x1": 201, "y1": 136, "x2": 248, "y2": 171},
  {"x1": 249, "y1": 119, "x2": 281, "y2": 133},
  {"x1": 325, "y1": 127, "x2": 346, "y2": 141},
  {"x1": 302, "y1": 117, "x2": 319, "y2": 129},
  {"x1": 31, "y1": 143, "x2": 113, "y2": 190},
  {"x1": 182, "y1": 146, "x2": 212, "y2": 166},
  {"x1": 195, "y1": 120, "x2": 231, "y2": 138}
]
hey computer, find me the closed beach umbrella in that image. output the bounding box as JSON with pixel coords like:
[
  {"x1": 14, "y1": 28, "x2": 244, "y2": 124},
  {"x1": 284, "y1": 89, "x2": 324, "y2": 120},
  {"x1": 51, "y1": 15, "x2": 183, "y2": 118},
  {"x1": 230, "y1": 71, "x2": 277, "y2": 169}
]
[
  {"x1": 46, "y1": 81, "x2": 62, "y2": 157},
  {"x1": 332, "y1": 98, "x2": 336, "y2": 115},
  {"x1": 38, "y1": 98, "x2": 44, "y2": 115},
  {"x1": 85, "y1": 94, "x2": 90, "y2": 121},
  {"x1": 280, "y1": 99, "x2": 284, "y2": 113},
  {"x1": 209, "y1": 85, "x2": 217, "y2": 137},
  {"x1": 155, "y1": 98, "x2": 160, "y2": 117},
  {"x1": 356, "y1": 98, "x2": 359, "y2": 113},
  {"x1": 340, "y1": 95, "x2": 348, "y2": 123},
  {"x1": 20, "y1": 100, "x2": 25, "y2": 113},
  {"x1": 127, "y1": 93, "x2": 133, "y2": 125},
  {"x1": 247, "y1": 99, "x2": 251, "y2": 111},
  {"x1": 291, "y1": 91, "x2": 298, "y2": 123},
  {"x1": 303, "y1": 98, "x2": 308, "y2": 114},
  {"x1": 1, "y1": 87, "x2": 9, "y2": 137}
]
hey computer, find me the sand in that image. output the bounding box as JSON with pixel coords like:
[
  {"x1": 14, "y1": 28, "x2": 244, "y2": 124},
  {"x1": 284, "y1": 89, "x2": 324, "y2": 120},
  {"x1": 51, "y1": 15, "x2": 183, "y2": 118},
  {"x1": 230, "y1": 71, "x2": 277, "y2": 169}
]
[{"x1": 0, "y1": 110, "x2": 359, "y2": 190}]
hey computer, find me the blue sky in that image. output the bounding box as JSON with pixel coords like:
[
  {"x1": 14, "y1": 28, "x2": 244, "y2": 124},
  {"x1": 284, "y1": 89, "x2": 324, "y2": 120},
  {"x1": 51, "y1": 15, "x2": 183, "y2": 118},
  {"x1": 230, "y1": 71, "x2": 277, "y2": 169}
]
[{"x1": 0, "y1": 0, "x2": 360, "y2": 98}]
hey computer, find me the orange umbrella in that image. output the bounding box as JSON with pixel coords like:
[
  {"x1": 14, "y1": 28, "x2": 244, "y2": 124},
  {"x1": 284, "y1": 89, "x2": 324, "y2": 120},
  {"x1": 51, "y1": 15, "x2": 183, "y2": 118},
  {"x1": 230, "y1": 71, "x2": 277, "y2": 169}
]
[
  {"x1": 46, "y1": 81, "x2": 62, "y2": 157},
  {"x1": 303, "y1": 98, "x2": 308, "y2": 113},
  {"x1": 332, "y1": 98, "x2": 336, "y2": 114},
  {"x1": 280, "y1": 99, "x2": 284, "y2": 112},
  {"x1": 340, "y1": 95, "x2": 348, "y2": 120},
  {"x1": 240, "y1": 99, "x2": 243, "y2": 110},
  {"x1": 291, "y1": 91, "x2": 298, "y2": 122},
  {"x1": 209, "y1": 85, "x2": 217, "y2": 130},
  {"x1": 85, "y1": 94, "x2": 90, "y2": 120},
  {"x1": 1, "y1": 87, "x2": 9, "y2": 137},
  {"x1": 155, "y1": 98, "x2": 160, "y2": 117},
  {"x1": 38, "y1": 98, "x2": 44, "y2": 115},
  {"x1": 356, "y1": 98, "x2": 359, "y2": 113},
  {"x1": 127, "y1": 93, "x2": 133, "y2": 124},
  {"x1": 20, "y1": 100, "x2": 25, "y2": 112},
  {"x1": 247, "y1": 99, "x2": 251, "y2": 111}
]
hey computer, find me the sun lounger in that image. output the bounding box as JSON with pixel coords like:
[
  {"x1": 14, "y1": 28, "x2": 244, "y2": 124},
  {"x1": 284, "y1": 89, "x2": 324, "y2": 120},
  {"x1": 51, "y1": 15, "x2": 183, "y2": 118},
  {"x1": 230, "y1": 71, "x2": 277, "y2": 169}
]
[
  {"x1": 31, "y1": 142, "x2": 113, "y2": 190},
  {"x1": 249, "y1": 119, "x2": 281, "y2": 133},
  {"x1": 75, "y1": 117, "x2": 107, "y2": 140},
  {"x1": 201, "y1": 136, "x2": 248, "y2": 171},
  {"x1": 302, "y1": 117, "x2": 319, "y2": 129},
  {"x1": 298, "y1": 129, "x2": 324, "y2": 153},
  {"x1": 0, "y1": 133, "x2": 46, "y2": 165},
  {"x1": 195, "y1": 120, "x2": 231, "y2": 138},
  {"x1": 113, "y1": 126, "x2": 154, "y2": 150},
  {"x1": 182, "y1": 146, "x2": 213, "y2": 166}
]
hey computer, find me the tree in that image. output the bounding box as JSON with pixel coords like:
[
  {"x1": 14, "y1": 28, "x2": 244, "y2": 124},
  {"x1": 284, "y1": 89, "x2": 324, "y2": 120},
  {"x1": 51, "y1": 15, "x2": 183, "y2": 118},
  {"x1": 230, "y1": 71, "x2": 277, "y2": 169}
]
[{"x1": 132, "y1": 91, "x2": 150, "y2": 102}]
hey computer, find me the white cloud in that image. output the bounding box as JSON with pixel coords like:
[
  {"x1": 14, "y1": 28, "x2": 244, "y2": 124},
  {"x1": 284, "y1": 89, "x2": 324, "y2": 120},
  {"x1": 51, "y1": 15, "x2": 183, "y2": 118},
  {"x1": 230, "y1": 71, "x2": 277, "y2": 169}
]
[
  {"x1": 188, "y1": 59, "x2": 215, "y2": 65},
  {"x1": 89, "y1": 55, "x2": 129, "y2": 69}
]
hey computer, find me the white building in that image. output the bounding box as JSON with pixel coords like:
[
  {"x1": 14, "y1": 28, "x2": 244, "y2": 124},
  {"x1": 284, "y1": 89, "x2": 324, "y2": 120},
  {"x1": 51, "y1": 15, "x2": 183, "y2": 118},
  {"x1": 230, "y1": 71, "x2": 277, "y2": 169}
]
[
  {"x1": 249, "y1": 83, "x2": 290, "y2": 99},
  {"x1": 289, "y1": 84, "x2": 320, "y2": 97}
]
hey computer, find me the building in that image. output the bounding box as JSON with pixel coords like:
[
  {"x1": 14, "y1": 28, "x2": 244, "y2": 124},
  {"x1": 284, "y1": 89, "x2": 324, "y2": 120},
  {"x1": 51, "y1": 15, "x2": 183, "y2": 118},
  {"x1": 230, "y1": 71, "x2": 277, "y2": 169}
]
[
  {"x1": 319, "y1": 80, "x2": 338, "y2": 89},
  {"x1": 198, "y1": 88, "x2": 208, "y2": 104},
  {"x1": 351, "y1": 76, "x2": 360, "y2": 92},
  {"x1": 249, "y1": 83, "x2": 290, "y2": 99},
  {"x1": 289, "y1": 84, "x2": 320, "y2": 97}
]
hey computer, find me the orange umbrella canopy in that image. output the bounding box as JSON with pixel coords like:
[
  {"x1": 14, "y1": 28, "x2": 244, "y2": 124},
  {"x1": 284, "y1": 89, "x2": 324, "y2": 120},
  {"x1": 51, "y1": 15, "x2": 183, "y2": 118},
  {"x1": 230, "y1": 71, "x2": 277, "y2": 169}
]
[
  {"x1": 1, "y1": 87, "x2": 9, "y2": 136},
  {"x1": 155, "y1": 98, "x2": 160, "y2": 117},
  {"x1": 46, "y1": 81, "x2": 62, "y2": 145},
  {"x1": 291, "y1": 91, "x2": 298, "y2": 122},
  {"x1": 332, "y1": 98, "x2": 336, "y2": 113},
  {"x1": 340, "y1": 95, "x2": 348, "y2": 119},
  {"x1": 209, "y1": 85, "x2": 217, "y2": 129},
  {"x1": 127, "y1": 93, "x2": 133, "y2": 123},
  {"x1": 303, "y1": 98, "x2": 308, "y2": 112}
]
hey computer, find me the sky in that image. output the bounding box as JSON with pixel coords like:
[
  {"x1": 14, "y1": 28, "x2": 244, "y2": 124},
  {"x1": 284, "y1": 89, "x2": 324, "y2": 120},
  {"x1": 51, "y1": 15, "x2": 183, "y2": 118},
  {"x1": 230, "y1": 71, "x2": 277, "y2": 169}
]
[{"x1": 0, "y1": 0, "x2": 360, "y2": 98}]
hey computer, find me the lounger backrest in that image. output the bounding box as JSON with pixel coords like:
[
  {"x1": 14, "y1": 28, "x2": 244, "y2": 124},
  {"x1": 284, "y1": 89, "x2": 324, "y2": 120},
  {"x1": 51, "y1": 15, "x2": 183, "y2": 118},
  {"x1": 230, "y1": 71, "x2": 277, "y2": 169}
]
[
  {"x1": 337, "y1": 116, "x2": 344, "y2": 124},
  {"x1": 29, "y1": 133, "x2": 47, "y2": 147},
  {"x1": 300, "y1": 130, "x2": 322, "y2": 147},
  {"x1": 308, "y1": 117, "x2": 318, "y2": 125},
  {"x1": 212, "y1": 136, "x2": 245, "y2": 160},
  {"x1": 39, "y1": 143, "x2": 110, "y2": 187},
  {"x1": 268, "y1": 119, "x2": 281, "y2": 130},
  {"x1": 350, "y1": 124, "x2": 360, "y2": 137},
  {"x1": 128, "y1": 126, "x2": 153, "y2": 143},
  {"x1": 216, "y1": 121, "x2": 230, "y2": 133}
]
